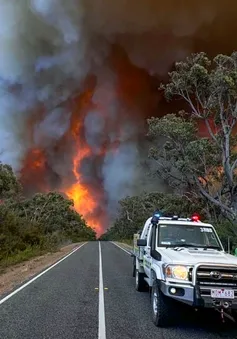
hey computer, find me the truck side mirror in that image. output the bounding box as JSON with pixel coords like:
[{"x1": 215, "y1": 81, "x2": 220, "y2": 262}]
[{"x1": 137, "y1": 239, "x2": 147, "y2": 247}]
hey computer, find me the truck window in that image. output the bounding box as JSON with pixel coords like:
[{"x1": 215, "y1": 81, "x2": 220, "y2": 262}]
[
  {"x1": 151, "y1": 225, "x2": 156, "y2": 251},
  {"x1": 158, "y1": 224, "x2": 221, "y2": 249},
  {"x1": 147, "y1": 224, "x2": 152, "y2": 247}
]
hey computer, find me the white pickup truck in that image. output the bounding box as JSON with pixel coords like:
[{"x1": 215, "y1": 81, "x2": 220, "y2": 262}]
[{"x1": 131, "y1": 212, "x2": 237, "y2": 327}]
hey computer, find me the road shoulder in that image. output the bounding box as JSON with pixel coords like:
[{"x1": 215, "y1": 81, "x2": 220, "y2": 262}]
[
  {"x1": 113, "y1": 241, "x2": 132, "y2": 252},
  {"x1": 0, "y1": 243, "x2": 81, "y2": 297}
]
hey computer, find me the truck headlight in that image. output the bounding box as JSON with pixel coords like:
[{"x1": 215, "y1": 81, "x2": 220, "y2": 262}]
[{"x1": 165, "y1": 265, "x2": 188, "y2": 280}]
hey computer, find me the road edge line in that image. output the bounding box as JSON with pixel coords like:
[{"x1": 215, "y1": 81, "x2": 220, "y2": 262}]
[
  {"x1": 111, "y1": 241, "x2": 131, "y2": 255},
  {"x1": 98, "y1": 241, "x2": 106, "y2": 339},
  {"x1": 0, "y1": 242, "x2": 87, "y2": 305}
]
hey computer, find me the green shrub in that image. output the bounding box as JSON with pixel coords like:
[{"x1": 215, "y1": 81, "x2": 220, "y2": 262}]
[{"x1": 0, "y1": 167, "x2": 96, "y2": 268}]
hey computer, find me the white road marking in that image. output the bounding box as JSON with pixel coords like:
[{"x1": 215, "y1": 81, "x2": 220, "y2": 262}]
[
  {"x1": 111, "y1": 241, "x2": 131, "y2": 255},
  {"x1": 98, "y1": 241, "x2": 106, "y2": 339},
  {"x1": 0, "y1": 242, "x2": 87, "y2": 305}
]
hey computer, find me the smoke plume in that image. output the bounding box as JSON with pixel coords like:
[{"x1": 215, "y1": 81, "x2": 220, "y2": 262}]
[{"x1": 0, "y1": 0, "x2": 237, "y2": 234}]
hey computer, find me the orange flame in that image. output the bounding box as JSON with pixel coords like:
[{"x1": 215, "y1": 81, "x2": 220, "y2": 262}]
[
  {"x1": 66, "y1": 172, "x2": 101, "y2": 235},
  {"x1": 65, "y1": 130, "x2": 102, "y2": 235},
  {"x1": 19, "y1": 47, "x2": 164, "y2": 236},
  {"x1": 64, "y1": 88, "x2": 104, "y2": 236}
]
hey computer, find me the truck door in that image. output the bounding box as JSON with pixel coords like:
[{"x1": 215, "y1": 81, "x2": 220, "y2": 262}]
[{"x1": 143, "y1": 224, "x2": 154, "y2": 277}]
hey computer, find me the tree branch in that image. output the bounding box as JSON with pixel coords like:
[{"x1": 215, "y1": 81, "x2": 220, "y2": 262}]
[
  {"x1": 231, "y1": 158, "x2": 237, "y2": 175},
  {"x1": 180, "y1": 89, "x2": 202, "y2": 117},
  {"x1": 205, "y1": 119, "x2": 219, "y2": 146},
  {"x1": 154, "y1": 159, "x2": 187, "y2": 187},
  {"x1": 194, "y1": 176, "x2": 234, "y2": 215},
  {"x1": 126, "y1": 210, "x2": 133, "y2": 222}
]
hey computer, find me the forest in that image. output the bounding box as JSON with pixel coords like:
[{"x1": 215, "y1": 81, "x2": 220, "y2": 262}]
[
  {"x1": 100, "y1": 52, "x2": 237, "y2": 250},
  {"x1": 1, "y1": 51, "x2": 237, "y2": 266},
  {"x1": 0, "y1": 163, "x2": 96, "y2": 267}
]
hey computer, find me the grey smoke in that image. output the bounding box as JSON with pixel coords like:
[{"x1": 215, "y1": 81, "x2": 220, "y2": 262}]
[
  {"x1": 0, "y1": 0, "x2": 236, "y2": 229},
  {"x1": 102, "y1": 143, "x2": 140, "y2": 218},
  {"x1": 34, "y1": 108, "x2": 71, "y2": 147},
  {"x1": 84, "y1": 111, "x2": 106, "y2": 154},
  {"x1": 83, "y1": 68, "x2": 145, "y2": 216}
]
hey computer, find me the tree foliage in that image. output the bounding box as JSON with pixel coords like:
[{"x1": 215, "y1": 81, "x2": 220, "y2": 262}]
[
  {"x1": 100, "y1": 192, "x2": 204, "y2": 241},
  {"x1": 0, "y1": 164, "x2": 96, "y2": 265},
  {"x1": 150, "y1": 52, "x2": 237, "y2": 220},
  {"x1": 0, "y1": 163, "x2": 22, "y2": 199},
  {"x1": 102, "y1": 52, "x2": 237, "y2": 247},
  {"x1": 148, "y1": 113, "x2": 222, "y2": 215},
  {"x1": 9, "y1": 192, "x2": 75, "y2": 231}
]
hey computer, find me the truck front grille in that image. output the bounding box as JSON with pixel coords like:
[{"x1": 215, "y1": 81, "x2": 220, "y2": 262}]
[
  {"x1": 195, "y1": 265, "x2": 237, "y2": 297},
  {"x1": 197, "y1": 266, "x2": 237, "y2": 286}
]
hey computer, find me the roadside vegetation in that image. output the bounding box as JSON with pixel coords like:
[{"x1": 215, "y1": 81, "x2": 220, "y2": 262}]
[
  {"x1": 100, "y1": 52, "x2": 237, "y2": 251},
  {"x1": 0, "y1": 163, "x2": 96, "y2": 268}
]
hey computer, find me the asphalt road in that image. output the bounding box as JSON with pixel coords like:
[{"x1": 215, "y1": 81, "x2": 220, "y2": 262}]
[{"x1": 0, "y1": 241, "x2": 237, "y2": 339}]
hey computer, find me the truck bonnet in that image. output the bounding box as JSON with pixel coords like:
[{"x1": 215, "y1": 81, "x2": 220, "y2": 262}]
[{"x1": 158, "y1": 247, "x2": 237, "y2": 265}]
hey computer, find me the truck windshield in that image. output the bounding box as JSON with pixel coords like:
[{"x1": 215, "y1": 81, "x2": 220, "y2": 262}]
[{"x1": 158, "y1": 224, "x2": 222, "y2": 249}]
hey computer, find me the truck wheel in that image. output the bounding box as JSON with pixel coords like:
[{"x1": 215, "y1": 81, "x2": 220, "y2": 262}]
[
  {"x1": 135, "y1": 269, "x2": 146, "y2": 292},
  {"x1": 151, "y1": 280, "x2": 173, "y2": 327}
]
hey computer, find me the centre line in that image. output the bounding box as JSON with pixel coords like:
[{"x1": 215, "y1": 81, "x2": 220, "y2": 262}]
[{"x1": 98, "y1": 241, "x2": 106, "y2": 339}]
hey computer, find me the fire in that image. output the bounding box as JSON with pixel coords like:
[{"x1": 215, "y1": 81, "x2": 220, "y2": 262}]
[
  {"x1": 4, "y1": 2, "x2": 237, "y2": 238},
  {"x1": 19, "y1": 46, "x2": 165, "y2": 236},
  {"x1": 20, "y1": 148, "x2": 49, "y2": 194},
  {"x1": 65, "y1": 119, "x2": 102, "y2": 235},
  {"x1": 60, "y1": 86, "x2": 104, "y2": 236},
  {"x1": 30, "y1": 149, "x2": 46, "y2": 169},
  {"x1": 66, "y1": 181, "x2": 101, "y2": 235}
]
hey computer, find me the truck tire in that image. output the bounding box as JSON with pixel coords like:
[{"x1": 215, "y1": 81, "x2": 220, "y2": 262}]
[
  {"x1": 151, "y1": 280, "x2": 173, "y2": 327},
  {"x1": 135, "y1": 269, "x2": 146, "y2": 292}
]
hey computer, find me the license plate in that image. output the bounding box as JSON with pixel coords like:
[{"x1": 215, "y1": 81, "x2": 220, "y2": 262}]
[{"x1": 211, "y1": 289, "x2": 234, "y2": 299}]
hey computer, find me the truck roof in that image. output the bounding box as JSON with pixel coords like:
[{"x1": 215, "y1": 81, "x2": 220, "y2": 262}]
[
  {"x1": 144, "y1": 217, "x2": 213, "y2": 228},
  {"x1": 158, "y1": 220, "x2": 213, "y2": 227},
  {"x1": 140, "y1": 217, "x2": 215, "y2": 240}
]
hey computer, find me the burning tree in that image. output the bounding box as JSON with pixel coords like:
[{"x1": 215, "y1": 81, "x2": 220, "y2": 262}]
[{"x1": 148, "y1": 52, "x2": 237, "y2": 220}]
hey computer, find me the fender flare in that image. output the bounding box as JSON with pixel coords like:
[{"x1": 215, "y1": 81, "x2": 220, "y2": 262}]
[{"x1": 151, "y1": 264, "x2": 163, "y2": 282}]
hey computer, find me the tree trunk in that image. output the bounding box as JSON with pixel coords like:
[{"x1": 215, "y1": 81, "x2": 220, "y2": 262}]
[{"x1": 230, "y1": 186, "x2": 237, "y2": 219}]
